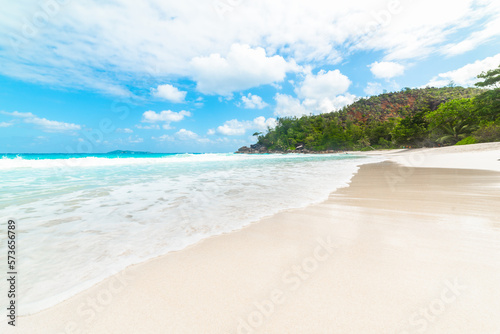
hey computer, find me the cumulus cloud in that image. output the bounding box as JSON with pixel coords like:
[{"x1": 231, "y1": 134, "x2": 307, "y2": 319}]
[
  {"x1": 296, "y1": 70, "x2": 351, "y2": 100},
  {"x1": 216, "y1": 120, "x2": 249, "y2": 136},
  {"x1": 141, "y1": 110, "x2": 191, "y2": 129},
  {"x1": 273, "y1": 69, "x2": 354, "y2": 116},
  {"x1": 274, "y1": 92, "x2": 355, "y2": 116},
  {"x1": 215, "y1": 117, "x2": 277, "y2": 136},
  {"x1": 274, "y1": 94, "x2": 308, "y2": 117},
  {"x1": 0, "y1": 122, "x2": 13, "y2": 127},
  {"x1": 304, "y1": 94, "x2": 357, "y2": 113},
  {"x1": 151, "y1": 84, "x2": 187, "y2": 103},
  {"x1": 1, "y1": 111, "x2": 81, "y2": 133},
  {"x1": 369, "y1": 61, "x2": 405, "y2": 79},
  {"x1": 240, "y1": 94, "x2": 268, "y2": 109},
  {"x1": 292, "y1": 69, "x2": 354, "y2": 113},
  {"x1": 252, "y1": 116, "x2": 278, "y2": 132},
  {"x1": 175, "y1": 129, "x2": 199, "y2": 140},
  {"x1": 190, "y1": 44, "x2": 295, "y2": 95},
  {"x1": 426, "y1": 53, "x2": 500, "y2": 87},
  {"x1": 142, "y1": 110, "x2": 191, "y2": 123}
]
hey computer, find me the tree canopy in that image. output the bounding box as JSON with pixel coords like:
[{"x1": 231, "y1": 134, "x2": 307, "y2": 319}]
[
  {"x1": 251, "y1": 83, "x2": 500, "y2": 152},
  {"x1": 475, "y1": 65, "x2": 500, "y2": 88}
]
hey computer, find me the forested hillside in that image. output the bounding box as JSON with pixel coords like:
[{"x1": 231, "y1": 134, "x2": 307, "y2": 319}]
[{"x1": 251, "y1": 67, "x2": 500, "y2": 152}]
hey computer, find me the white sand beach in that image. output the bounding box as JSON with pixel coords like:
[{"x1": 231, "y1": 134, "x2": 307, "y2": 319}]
[
  {"x1": 352, "y1": 141, "x2": 500, "y2": 172},
  {"x1": 6, "y1": 143, "x2": 500, "y2": 334}
]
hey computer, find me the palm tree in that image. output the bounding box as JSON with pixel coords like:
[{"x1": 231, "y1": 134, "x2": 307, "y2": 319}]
[{"x1": 436, "y1": 120, "x2": 476, "y2": 144}]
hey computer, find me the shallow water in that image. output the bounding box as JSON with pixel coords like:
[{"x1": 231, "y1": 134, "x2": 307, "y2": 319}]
[{"x1": 0, "y1": 152, "x2": 383, "y2": 315}]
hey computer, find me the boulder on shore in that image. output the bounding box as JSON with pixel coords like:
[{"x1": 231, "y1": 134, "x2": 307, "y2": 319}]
[
  {"x1": 235, "y1": 145, "x2": 269, "y2": 154},
  {"x1": 235, "y1": 145, "x2": 343, "y2": 154}
]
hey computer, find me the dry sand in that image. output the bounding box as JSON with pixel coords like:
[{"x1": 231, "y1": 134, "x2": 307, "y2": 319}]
[
  {"x1": 5, "y1": 143, "x2": 500, "y2": 334},
  {"x1": 351, "y1": 141, "x2": 500, "y2": 172}
]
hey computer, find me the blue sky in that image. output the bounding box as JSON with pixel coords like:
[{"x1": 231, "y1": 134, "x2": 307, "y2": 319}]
[{"x1": 1, "y1": 0, "x2": 500, "y2": 153}]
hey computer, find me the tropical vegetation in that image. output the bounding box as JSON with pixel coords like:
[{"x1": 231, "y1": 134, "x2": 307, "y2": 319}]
[{"x1": 254, "y1": 66, "x2": 500, "y2": 151}]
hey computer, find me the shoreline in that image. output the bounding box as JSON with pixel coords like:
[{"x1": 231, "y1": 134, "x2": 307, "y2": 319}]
[
  {"x1": 5, "y1": 143, "x2": 500, "y2": 333},
  {"x1": 236, "y1": 142, "x2": 500, "y2": 170},
  {"x1": 8, "y1": 153, "x2": 382, "y2": 318}
]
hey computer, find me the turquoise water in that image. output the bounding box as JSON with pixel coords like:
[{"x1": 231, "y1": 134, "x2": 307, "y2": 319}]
[
  {"x1": 0, "y1": 152, "x2": 383, "y2": 315},
  {"x1": 1, "y1": 152, "x2": 182, "y2": 160}
]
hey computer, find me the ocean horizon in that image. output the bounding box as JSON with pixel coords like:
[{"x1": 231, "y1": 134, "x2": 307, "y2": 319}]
[{"x1": 0, "y1": 152, "x2": 383, "y2": 315}]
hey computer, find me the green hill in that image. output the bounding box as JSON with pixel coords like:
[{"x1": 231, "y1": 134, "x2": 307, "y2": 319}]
[
  {"x1": 252, "y1": 86, "x2": 499, "y2": 152},
  {"x1": 336, "y1": 87, "x2": 481, "y2": 123}
]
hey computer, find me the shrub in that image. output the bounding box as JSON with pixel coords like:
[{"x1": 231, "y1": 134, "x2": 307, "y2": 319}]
[
  {"x1": 455, "y1": 136, "x2": 477, "y2": 145},
  {"x1": 473, "y1": 123, "x2": 500, "y2": 143}
]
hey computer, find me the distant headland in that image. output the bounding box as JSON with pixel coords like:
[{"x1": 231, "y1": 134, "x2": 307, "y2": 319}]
[{"x1": 106, "y1": 150, "x2": 152, "y2": 155}]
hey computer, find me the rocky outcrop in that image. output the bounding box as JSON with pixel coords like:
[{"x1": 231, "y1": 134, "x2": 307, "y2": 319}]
[
  {"x1": 235, "y1": 145, "x2": 342, "y2": 154},
  {"x1": 235, "y1": 146, "x2": 272, "y2": 154}
]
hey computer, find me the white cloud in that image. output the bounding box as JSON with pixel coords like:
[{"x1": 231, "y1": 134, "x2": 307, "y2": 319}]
[
  {"x1": 1, "y1": 111, "x2": 81, "y2": 133},
  {"x1": 216, "y1": 119, "x2": 248, "y2": 136},
  {"x1": 364, "y1": 82, "x2": 383, "y2": 96},
  {"x1": 1, "y1": 111, "x2": 35, "y2": 118},
  {"x1": 274, "y1": 94, "x2": 308, "y2": 117},
  {"x1": 274, "y1": 91, "x2": 356, "y2": 116},
  {"x1": 152, "y1": 130, "x2": 211, "y2": 143},
  {"x1": 304, "y1": 94, "x2": 356, "y2": 113},
  {"x1": 141, "y1": 110, "x2": 191, "y2": 129},
  {"x1": 273, "y1": 69, "x2": 354, "y2": 116},
  {"x1": 0, "y1": 1, "x2": 499, "y2": 95},
  {"x1": 441, "y1": 9, "x2": 500, "y2": 57},
  {"x1": 252, "y1": 116, "x2": 277, "y2": 132},
  {"x1": 369, "y1": 61, "x2": 405, "y2": 79},
  {"x1": 296, "y1": 70, "x2": 351, "y2": 100},
  {"x1": 360, "y1": 0, "x2": 500, "y2": 61},
  {"x1": 152, "y1": 134, "x2": 174, "y2": 142},
  {"x1": 216, "y1": 117, "x2": 277, "y2": 136},
  {"x1": 142, "y1": 110, "x2": 191, "y2": 123},
  {"x1": 207, "y1": 129, "x2": 216, "y2": 135},
  {"x1": 240, "y1": 93, "x2": 268, "y2": 109},
  {"x1": 25, "y1": 117, "x2": 81, "y2": 132},
  {"x1": 175, "y1": 129, "x2": 199, "y2": 140},
  {"x1": 151, "y1": 84, "x2": 187, "y2": 103},
  {"x1": 135, "y1": 124, "x2": 160, "y2": 130},
  {"x1": 426, "y1": 53, "x2": 500, "y2": 87},
  {"x1": 190, "y1": 44, "x2": 295, "y2": 95},
  {"x1": 293, "y1": 69, "x2": 354, "y2": 113},
  {"x1": 116, "y1": 128, "x2": 133, "y2": 133},
  {"x1": 0, "y1": 122, "x2": 13, "y2": 127}
]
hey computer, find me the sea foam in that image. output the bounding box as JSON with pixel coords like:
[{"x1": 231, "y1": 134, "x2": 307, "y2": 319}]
[{"x1": 0, "y1": 153, "x2": 383, "y2": 315}]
